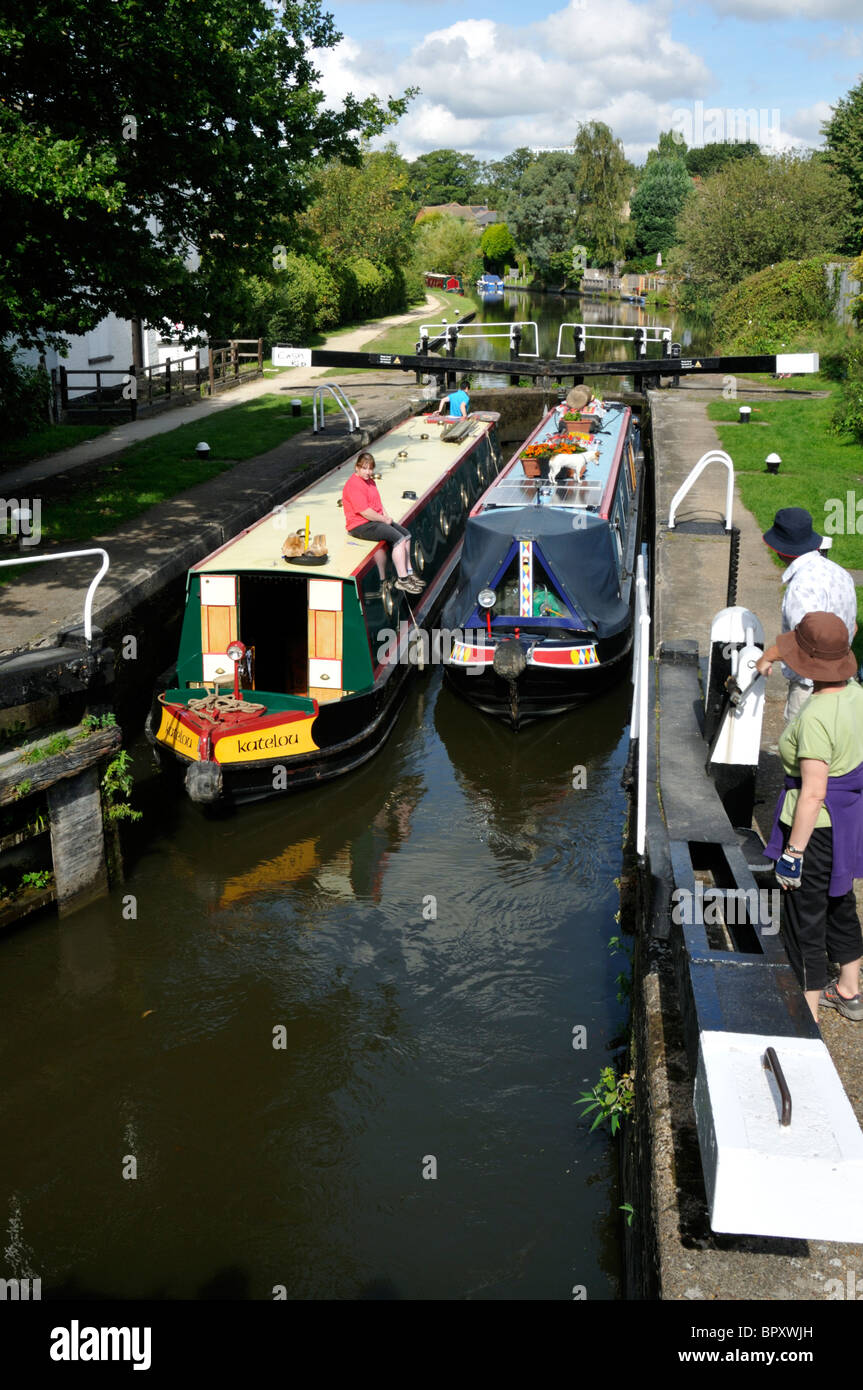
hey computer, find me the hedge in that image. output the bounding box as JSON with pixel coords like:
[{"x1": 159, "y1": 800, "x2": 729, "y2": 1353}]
[{"x1": 713, "y1": 257, "x2": 837, "y2": 354}]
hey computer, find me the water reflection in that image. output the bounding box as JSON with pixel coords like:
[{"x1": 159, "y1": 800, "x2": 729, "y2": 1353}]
[
  {"x1": 1, "y1": 663, "x2": 630, "y2": 1300},
  {"x1": 463, "y1": 288, "x2": 714, "y2": 393}
]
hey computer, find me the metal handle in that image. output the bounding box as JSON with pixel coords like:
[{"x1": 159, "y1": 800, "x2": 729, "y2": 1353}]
[{"x1": 763, "y1": 1047, "x2": 792, "y2": 1126}]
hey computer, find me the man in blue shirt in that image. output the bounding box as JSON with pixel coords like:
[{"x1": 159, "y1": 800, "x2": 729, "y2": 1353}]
[{"x1": 440, "y1": 386, "x2": 470, "y2": 418}]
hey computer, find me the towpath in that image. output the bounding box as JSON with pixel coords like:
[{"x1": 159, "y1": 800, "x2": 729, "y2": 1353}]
[
  {"x1": 2, "y1": 294, "x2": 446, "y2": 493},
  {"x1": 645, "y1": 373, "x2": 863, "y2": 1300}
]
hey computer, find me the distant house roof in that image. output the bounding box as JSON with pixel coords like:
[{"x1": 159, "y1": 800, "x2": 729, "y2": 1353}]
[{"x1": 416, "y1": 203, "x2": 499, "y2": 227}]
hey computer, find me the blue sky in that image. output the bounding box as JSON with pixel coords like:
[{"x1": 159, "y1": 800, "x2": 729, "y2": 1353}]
[{"x1": 312, "y1": 0, "x2": 863, "y2": 163}]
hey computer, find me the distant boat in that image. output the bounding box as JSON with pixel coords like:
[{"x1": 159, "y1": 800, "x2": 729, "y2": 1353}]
[
  {"x1": 476, "y1": 273, "x2": 504, "y2": 293},
  {"x1": 425, "y1": 271, "x2": 464, "y2": 293},
  {"x1": 441, "y1": 399, "x2": 645, "y2": 728}
]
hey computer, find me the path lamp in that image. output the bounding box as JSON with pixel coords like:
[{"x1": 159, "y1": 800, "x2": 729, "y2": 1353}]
[
  {"x1": 226, "y1": 640, "x2": 247, "y2": 700},
  {"x1": 196, "y1": 441, "x2": 210, "y2": 457},
  {"x1": 739, "y1": 406, "x2": 751, "y2": 424},
  {"x1": 765, "y1": 453, "x2": 781, "y2": 475},
  {"x1": 291, "y1": 399, "x2": 302, "y2": 418}
]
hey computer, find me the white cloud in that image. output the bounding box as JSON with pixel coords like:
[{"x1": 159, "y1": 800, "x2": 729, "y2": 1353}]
[
  {"x1": 780, "y1": 101, "x2": 834, "y2": 148},
  {"x1": 313, "y1": 0, "x2": 712, "y2": 160}
]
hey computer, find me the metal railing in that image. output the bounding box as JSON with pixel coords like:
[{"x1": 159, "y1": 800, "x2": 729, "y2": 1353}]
[
  {"x1": 312, "y1": 384, "x2": 359, "y2": 435},
  {"x1": 630, "y1": 550, "x2": 650, "y2": 857},
  {"x1": 419, "y1": 320, "x2": 540, "y2": 357},
  {"x1": 555, "y1": 322, "x2": 672, "y2": 358},
  {"x1": 667, "y1": 450, "x2": 735, "y2": 532},
  {"x1": 0, "y1": 549, "x2": 110, "y2": 644}
]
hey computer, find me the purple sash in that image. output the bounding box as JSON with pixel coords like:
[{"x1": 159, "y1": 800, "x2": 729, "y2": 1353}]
[{"x1": 765, "y1": 760, "x2": 863, "y2": 895}]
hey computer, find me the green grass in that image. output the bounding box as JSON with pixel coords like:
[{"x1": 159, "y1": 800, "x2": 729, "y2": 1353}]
[
  {"x1": 734, "y1": 371, "x2": 828, "y2": 393},
  {"x1": 708, "y1": 381, "x2": 863, "y2": 662},
  {"x1": 2, "y1": 422, "x2": 112, "y2": 466},
  {"x1": 320, "y1": 289, "x2": 483, "y2": 377},
  {"x1": 33, "y1": 393, "x2": 336, "y2": 545}
]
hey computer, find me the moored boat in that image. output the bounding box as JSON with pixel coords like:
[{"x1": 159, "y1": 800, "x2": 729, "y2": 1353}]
[
  {"x1": 147, "y1": 410, "x2": 502, "y2": 805},
  {"x1": 441, "y1": 396, "x2": 644, "y2": 727}
]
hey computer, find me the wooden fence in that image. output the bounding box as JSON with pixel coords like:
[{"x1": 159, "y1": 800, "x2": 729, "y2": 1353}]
[{"x1": 52, "y1": 339, "x2": 264, "y2": 422}]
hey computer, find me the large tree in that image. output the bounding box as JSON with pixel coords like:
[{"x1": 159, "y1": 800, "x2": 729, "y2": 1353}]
[
  {"x1": 503, "y1": 151, "x2": 581, "y2": 280},
  {"x1": 413, "y1": 214, "x2": 481, "y2": 284},
  {"x1": 675, "y1": 151, "x2": 853, "y2": 297},
  {"x1": 571, "y1": 122, "x2": 634, "y2": 267},
  {"x1": 485, "y1": 147, "x2": 536, "y2": 206},
  {"x1": 630, "y1": 159, "x2": 693, "y2": 256},
  {"x1": 480, "y1": 222, "x2": 515, "y2": 272},
  {"x1": 646, "y1": 130, "x2": 687, "y2": 165},
  {"x1": 822, "y1": 77, "x2": 863, "y2": 253},
  {"x1": 301, "y1": 145, "x2": 416, "y2": 269},
  {"x1": 0, "y1": 0, "x2": 410, "y2": 349},
  {"x1": 684, "y1": 140, "x2": 760, "y2": 179},
  {"x1": 408, "y1": 149, "x2": 488, "y2": 208}
]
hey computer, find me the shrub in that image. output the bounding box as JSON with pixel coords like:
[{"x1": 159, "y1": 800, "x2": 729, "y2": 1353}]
[
  {"x1": 713, "y1": 257, "x2": 837, "y2": 354},
  {"x1": 267, "y1": 254, "x2": 339, "y2": 344},
  {"x1": 830, "y1": 342, "x2": 863, "y2": 442},
  {"x1": 0, "y1": 345, "x2": 51, "y2": 442}
]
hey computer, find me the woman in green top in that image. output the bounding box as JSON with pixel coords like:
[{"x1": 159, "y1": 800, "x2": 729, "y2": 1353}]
[{"x1": 757, "y1": 612, "x2": 863, "y2": 1024}]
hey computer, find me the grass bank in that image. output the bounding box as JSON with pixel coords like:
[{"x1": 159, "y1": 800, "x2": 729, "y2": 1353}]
[
  {"x1": 10, "y1": 393, "x2": 333, "y2": 548},
  {"x1": 2, "y1": 422, "x2": 113, "y2": 468},
  {"x1": 708, "y1": 378, "x2": 863, "y2": 659}
]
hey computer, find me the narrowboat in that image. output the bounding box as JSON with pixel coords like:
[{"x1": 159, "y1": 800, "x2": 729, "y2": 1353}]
[
  {"x1": 441, "y1": 397, "x2": 644, "y2": 728},
  {"x1": 146, "y1": 410, "x2": 502, "y2": 805}
]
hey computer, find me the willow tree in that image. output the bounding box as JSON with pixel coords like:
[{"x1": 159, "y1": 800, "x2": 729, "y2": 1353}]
[{"x1": 571, "y1": 122, "x2": 635, "y2": 268}]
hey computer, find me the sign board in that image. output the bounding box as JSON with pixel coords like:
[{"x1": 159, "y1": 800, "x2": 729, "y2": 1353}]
[{"x1": 272, "y1": 346, "x2": 312, "y2": 368}]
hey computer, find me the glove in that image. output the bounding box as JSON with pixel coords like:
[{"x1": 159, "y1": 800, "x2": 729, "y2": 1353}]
[{"x1": 775, "y1": 851, "x2": 803, "y2": 890}]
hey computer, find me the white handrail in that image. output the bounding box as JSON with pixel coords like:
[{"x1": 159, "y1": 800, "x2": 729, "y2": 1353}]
[
  {"x1": 0, "y1": 548, "x2": 110, "y2": 643},
  {"x1": 419, "y1": 320, "x2": 540, "y2": 357},
  {"x1": 667, "y1": 449, "x2": 735, "y2": 532},
  {"x1": 556, "y1": 322, "x2": 672, "y2": 356},
  {"x1": 312, "y1": 384, "x2": 359, "y2": 435},
  {"x1": 630, "y1": 551, "x2": 650, "y2": 858}
]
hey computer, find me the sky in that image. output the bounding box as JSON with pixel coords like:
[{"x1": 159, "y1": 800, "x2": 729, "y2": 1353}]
[{"x1": 311, "y1": 0, "x2": 863, "y2": 164}]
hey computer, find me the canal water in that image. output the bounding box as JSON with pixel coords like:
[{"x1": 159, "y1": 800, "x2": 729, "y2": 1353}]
[
  {"x1": 2, "y1": 290, "x2": 649, "y2": 1301},
  {"x1": 460, "y1": 288, "x2": 713, "y2": 391}
]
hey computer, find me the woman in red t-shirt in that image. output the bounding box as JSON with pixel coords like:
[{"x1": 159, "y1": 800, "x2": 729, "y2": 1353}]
[{"x1": 342, "y1": 452, "x2": 424, "y2": 593}]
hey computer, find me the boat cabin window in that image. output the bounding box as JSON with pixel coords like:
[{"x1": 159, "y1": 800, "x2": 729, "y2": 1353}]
[{"x1": 486, "y1": 551, "x2": 571, "y2": 619}]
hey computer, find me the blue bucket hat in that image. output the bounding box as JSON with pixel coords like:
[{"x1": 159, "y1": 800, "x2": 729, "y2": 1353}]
[{"x1": 762, "y1": 507, "x2": 823, "y2": 558}]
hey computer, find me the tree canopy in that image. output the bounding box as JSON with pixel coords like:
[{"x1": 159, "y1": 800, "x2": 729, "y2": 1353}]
[
  {"x1": 0, "y1": 0, "x2": 410, "y2": 349},
  {"x1": 480, "y1": 222, "x2": 515, "y2": 272},
  {"x1": 684, "y1": 140, "x2": 761, "y2": 179},
  {"x1": 674, "y1": 151, "x2": 852, "y2": 296},
  {"x1": 570, "y1": 122, "x2": 634, "y2": 267},
  {"x1": 822, "y1": 77, "x2": 863, "y2": 253},
  {"x1": 647, "y1": 130, "x2": 687, "y2": 165},
  {"x1": 408, "y1": 149, "x2": 488, "y2": 208},
  {"x1": 630, "y1": 159, "x2": 693, "y2": 256},
  {"x1": 300, "y1": 146, "x2": 416, "y2": 270},
  {"x1": 502, "y1": 152, "x2": 581, "y2": 280},
  {"x1": 413, "y1": 214, "x2": 481, "y2": 284}
]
